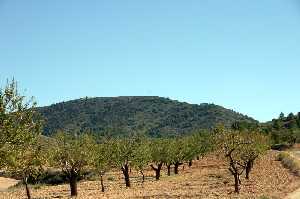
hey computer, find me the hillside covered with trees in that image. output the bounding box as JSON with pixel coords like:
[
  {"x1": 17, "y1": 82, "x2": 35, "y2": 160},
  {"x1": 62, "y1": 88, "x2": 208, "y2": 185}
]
[
  {"x1": 262, "y1": 112, "x2": 300, "y2": 146},
  {"x1": 37, "y1": 96, "x2": 257, "y2": 137}
]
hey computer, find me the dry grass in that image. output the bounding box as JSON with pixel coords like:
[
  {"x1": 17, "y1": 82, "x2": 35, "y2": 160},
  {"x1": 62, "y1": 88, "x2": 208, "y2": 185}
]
[
  {"x1": 277, "y1": 152, "x2": 300, "y2": 176},
  {"x1": 1, "y1": 151, "x2": 300, "y2": 199}
]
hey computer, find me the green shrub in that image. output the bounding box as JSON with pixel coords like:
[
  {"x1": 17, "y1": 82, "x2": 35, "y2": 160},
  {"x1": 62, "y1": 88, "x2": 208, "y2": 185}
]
[{"x1": 276, "y1": 152, "x2": 289, "y2": 161}]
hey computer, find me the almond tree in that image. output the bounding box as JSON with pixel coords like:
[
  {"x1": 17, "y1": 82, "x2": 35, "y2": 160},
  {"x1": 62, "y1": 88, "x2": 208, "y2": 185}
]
[
  {"x1": 0, "y1": 79, "x2": 43, "y2": 199},
  {"x1": 241, "y1": 132, "x2": 269, "y2": 180},
  {"x1": 50, "y1": 132, "x2": 96, "y2": 197},
  {"x1": 93, "y1": 142, "x2": 111, "y2": 192},
  {"x1": 0, "y1": 79, "x2": 40, "y2": 167},
  {"x1": 214, "y1": 126, "x2": 247, "y2": 193},
  {"x1": 214, "y1": 125, "x2": 269, "y2": 193},
  {"x1": 110, "y1": 137, "x2": 136, "y2": 187},
  {"x1": 187, "y1": 131, "x2": 212, "y2": 167},
  {"x1": 132, "y1": 138, "x2": 151, "y2": 183},
  {"x1": 149, "y1": 139, "x2": 169, "y2": 180},
  {"x1": 7, "y1": 137, "x2": 46, "y2": 199}
]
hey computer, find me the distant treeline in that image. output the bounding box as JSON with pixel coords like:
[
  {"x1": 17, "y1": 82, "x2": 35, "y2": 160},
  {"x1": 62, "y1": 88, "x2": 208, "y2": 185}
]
[{"x1": 232, "y1": 112, "x2": 300, "y2": 147}]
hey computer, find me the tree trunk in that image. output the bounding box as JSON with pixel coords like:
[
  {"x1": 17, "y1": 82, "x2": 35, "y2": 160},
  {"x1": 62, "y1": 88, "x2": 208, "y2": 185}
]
[
  {"x1": 234, "y1": 174, "x2": 240, "y2": 193},
  {"x1": 151, "y1": 163, "x2": 162, "y2": 180},
  {"x1": 167, "y1": 164, "x2": 171, "y2": 176},
  {"x1": 189, "y1": 160, "x2": 193, "y2": 167},
  {"x1": 100, "y1": 174, "x2": 105, "y2": 192},
  {"x1": 140, "y1": 171, "x2": 145, "y2": 183},
  {"x1": 196, "y1": 156, "x2": 200, "y2": 160},
  {"x1": 155, "y1": 163, "x2": 162, "y2": 180},
  {"x1": 69, "y1": 173, "x2": 78, "y2": 197},
  {"x1": 174, "y1": 162, "x2": 180, "y2": 174},
  {"x1": 24, "y1": 177, "x2": 31, "y2": 199},
  {"x1": 245, "y1": 160, "x2": 253, "y2": 180},
  {"x1": 121, "y1": 164, "x2": 131, "y2": 187},
  {"x1": 245, "y1": 163, "x2": 250, "y2": 180}
]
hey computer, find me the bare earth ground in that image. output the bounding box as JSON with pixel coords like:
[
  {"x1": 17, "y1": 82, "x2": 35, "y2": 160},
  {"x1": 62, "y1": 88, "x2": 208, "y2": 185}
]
[
  {"x1": 0, "y1": 177, "x2": 19, "y2": 192},
  {"x1": 1, "y1": 151, "x2": 300, "y2": 199}
]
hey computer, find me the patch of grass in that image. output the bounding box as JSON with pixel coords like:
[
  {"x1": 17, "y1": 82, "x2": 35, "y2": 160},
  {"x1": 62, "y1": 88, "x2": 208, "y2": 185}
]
[
  {"x1": 258, "y1": 196, "x2": 270, "y2": 199},
  {"x1": 107, "y1": 176, "x2": 115, "y2": 181},
  {"x1": 32, "y1": 183, "x2": 44, "y2": 190}
]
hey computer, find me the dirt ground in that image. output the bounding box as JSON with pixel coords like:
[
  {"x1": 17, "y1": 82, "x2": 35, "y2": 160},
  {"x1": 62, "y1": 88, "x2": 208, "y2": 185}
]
[
  {"x1": 1, "y1": 151, "x2": 300, "y2": 199},
  {"x1": 0, "y1": 177, "x2": 19, "y2": 192}
]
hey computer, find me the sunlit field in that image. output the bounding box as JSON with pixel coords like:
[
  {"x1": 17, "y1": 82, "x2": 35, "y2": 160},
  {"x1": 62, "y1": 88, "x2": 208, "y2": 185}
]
[{"x1": 1, "y1": 151, "x2": 299, "y2": 199}]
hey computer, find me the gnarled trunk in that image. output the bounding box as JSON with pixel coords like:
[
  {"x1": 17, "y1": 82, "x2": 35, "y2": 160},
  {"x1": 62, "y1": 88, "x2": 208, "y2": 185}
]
[
  {"x1": 245, "y1": 160, "x2": 254, "y2": 180},
  {"x1": 188, "y1": 160, "x2": 193, "y2": 167},
  {"x1": 174, "y1": 162, "x2": 182, "y2": 174},
  {"x1": 69, "y1": 172, "x2": 78, "y2": 197},
  {"x1": 234, "y1": 173, "x2": 240, "y2": 193},
  {"x1": 167, "y1": 164, "x2": 171, "y2": 176},
  {"x1": 151, "y1": 163, "x2": 163, "y2": 180},
  {"x1": 121, "y1": 164, "x2": 130, "y2": 187}
]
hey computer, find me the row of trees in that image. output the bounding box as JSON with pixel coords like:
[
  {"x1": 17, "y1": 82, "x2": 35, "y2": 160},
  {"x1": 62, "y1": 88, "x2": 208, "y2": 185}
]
[
  {"x1": 47, "y1": 131, "x2": 212, "y2": 197},
  {"x1": 0, "y1": 79, "x2": 270, "y2": 198}
]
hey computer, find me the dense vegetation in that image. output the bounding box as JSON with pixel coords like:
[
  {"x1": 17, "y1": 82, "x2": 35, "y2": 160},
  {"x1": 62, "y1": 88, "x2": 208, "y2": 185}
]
[
  {"x1": 262, "y1": 112, "x2": 300, "y2": 146},
  {"x1": 37, "y1": 96, "x2": 257, "y2": 137}
]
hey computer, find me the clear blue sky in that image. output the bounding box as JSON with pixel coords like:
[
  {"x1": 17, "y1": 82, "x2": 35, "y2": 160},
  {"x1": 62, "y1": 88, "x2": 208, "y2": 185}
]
[{"x1": 1, "y1": 0, "x2": 300, "y2": 122}]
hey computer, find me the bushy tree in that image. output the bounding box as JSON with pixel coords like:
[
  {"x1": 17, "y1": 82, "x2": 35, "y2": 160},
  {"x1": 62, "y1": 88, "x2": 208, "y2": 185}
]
[
  {"x1": 214, "y1": 126, "x2": 246, "y2": 193},
  {"x1": 241, "y1": 132, "x2": 269, "y2": 179},
  {"x1": 214, "y1": 125, "x2": 269, "y2": 193},
  {"x1": 92, "y1": 142, "x2": 111, "y2": 192},
  {"x1": 186, "y1": 131, "x2": 212, "y2": 167},
  {"x1": 110, "y1": 137, "x2": 136, "y2": 187},
  {"x1": 132, "y1": 138, "x2": 151, "y2": 183},
  {"x1": 7, "y1": 137, "x2": 47, "y2": 199},
  {"x1": 50, "y1": 132, "x2": 96, "y2": 197},
  {"x1": 279, "y1": 112, "x2": 285, "y2": 120},
  {"x1": 0, "y1": 79, "x2": 43, "y2": 199},
  {"x1": 0, "y1": 80, "x2": 41, "y2": 167},
  {"x1": 149, "y1": 139, "x2": 169, "y2": 180}
]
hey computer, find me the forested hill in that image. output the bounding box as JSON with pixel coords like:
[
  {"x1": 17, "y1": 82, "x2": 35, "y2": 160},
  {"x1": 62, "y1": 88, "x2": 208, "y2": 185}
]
[{"x1": 37, "y1": 96, "x2": 257, "y2": 137}]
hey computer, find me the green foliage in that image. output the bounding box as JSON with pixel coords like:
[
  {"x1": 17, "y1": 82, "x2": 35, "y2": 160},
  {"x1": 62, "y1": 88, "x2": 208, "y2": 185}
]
[
  {"x1": 187, "y1": 131, "x2": 213, "y2": 160},
  {"x1": 93, "y1": 142, "x2": 111, "y2": 175},
  {"x1": 260, "y1": 111, "x2": 300, "y2": 146},
  {"x1": 37, "y1": 96, "x2": 256, "y2": 137},
  {"x1": 149, "y1": 139, "x2": 170, "y2": 164},
  {"x1": 132, "y1": 138, "x2": 151, "y2": 173},
  {"x1": 109, "y1": 137, "x2": 136, "y2": 169},
  {"x1": 49, "y1": 132, "x2": 96, "y2": 196},
  {"x1": 0, "y1": 79, "x2": 44, "y2": 199},
  {"x1": 0, "y1": 79, "x2": 42, "y2": 169},
  {"x1": 7, "y1": 136, "x2": 47, "y2": 181},
  {"x1": 214, "y1": 125, "x2": 269, "y2": 193},
  {"x1": 50, "y1": 132, "x2": 96, "y2": 176}
]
